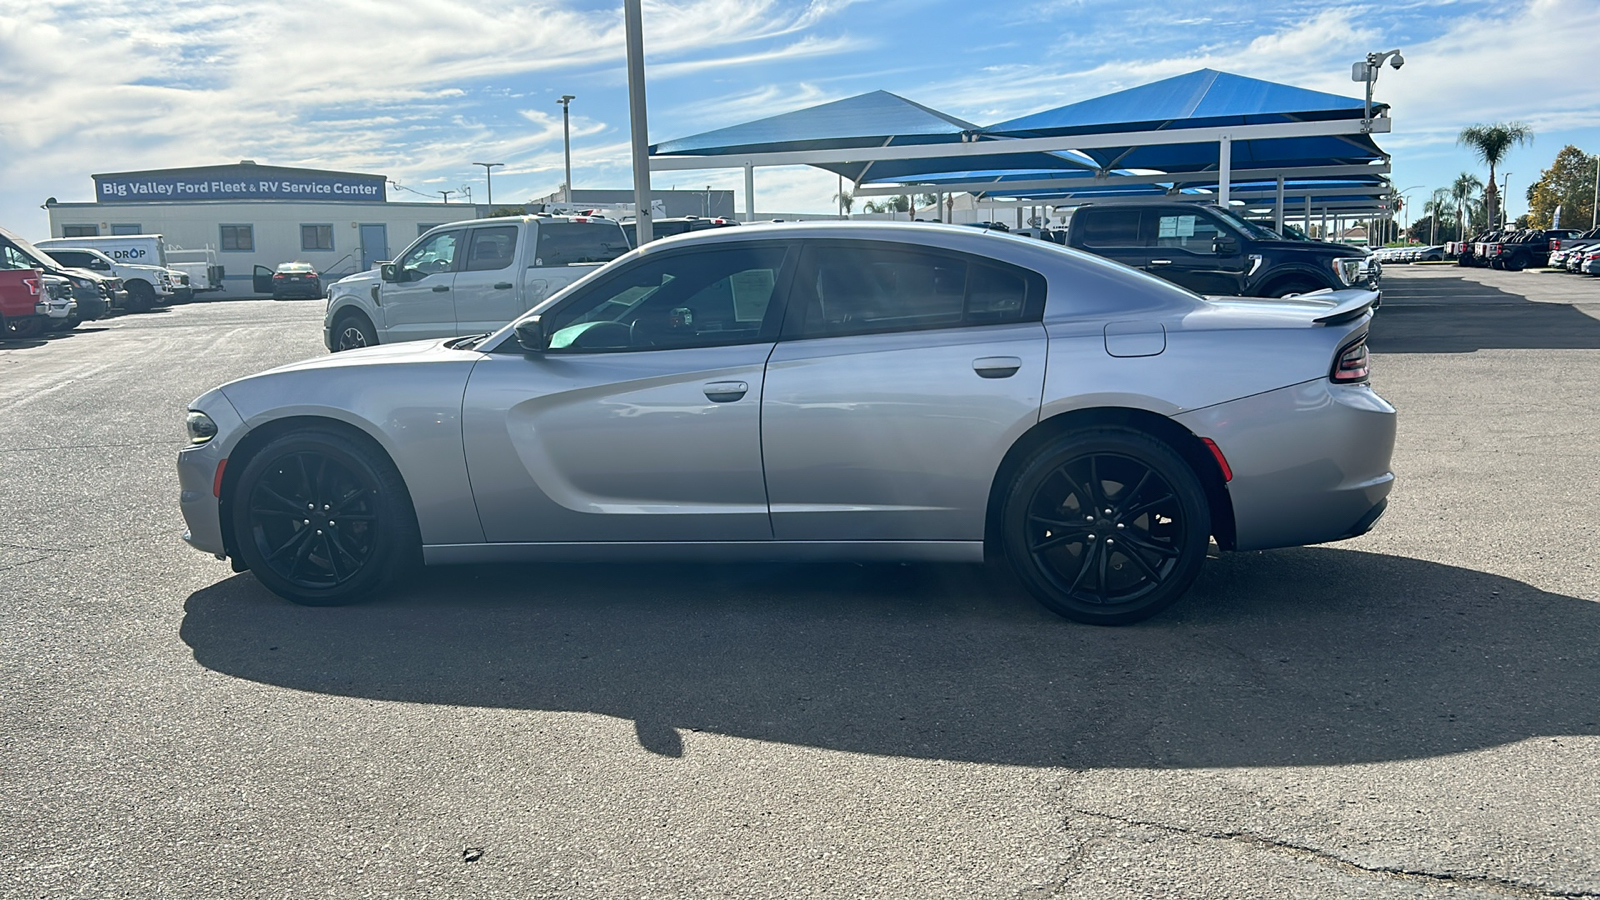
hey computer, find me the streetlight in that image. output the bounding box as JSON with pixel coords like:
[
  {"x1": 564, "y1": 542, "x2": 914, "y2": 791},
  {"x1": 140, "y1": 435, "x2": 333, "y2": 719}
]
[
  {"x1": 1394, "y1": 184, "x2": 1424, "y2": 244},
  {"x1": 1501, "y1": 172, "x2": 1512, "y2": 228},
  {"x1": 472, "y1": 162, "x2": 504, "y2": 207},
  {"x1": 557, "y1": 94, "x2": 576, "y2": 203},
  {"x1": 438, "y1": 189, "x2": 454, "y2": 204},
  {"x1": 1351, "y1": 49, "x2": 1403, "y2": 134}
]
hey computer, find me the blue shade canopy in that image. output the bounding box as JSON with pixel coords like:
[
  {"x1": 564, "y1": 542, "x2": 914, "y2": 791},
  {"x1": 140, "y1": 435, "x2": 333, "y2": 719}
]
[
  {"x1": 652, "y1": 91, "x2": 1095, "y2": 183},
  {"x1": 985, "y1": 69, "x2": 1386, "y2": 173}
]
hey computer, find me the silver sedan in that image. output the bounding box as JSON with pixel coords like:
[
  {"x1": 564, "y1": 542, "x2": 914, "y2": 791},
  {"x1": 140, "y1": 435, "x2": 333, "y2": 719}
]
[{"x1": 177, "y1": 222, "x2": 1395, "y2": 625}]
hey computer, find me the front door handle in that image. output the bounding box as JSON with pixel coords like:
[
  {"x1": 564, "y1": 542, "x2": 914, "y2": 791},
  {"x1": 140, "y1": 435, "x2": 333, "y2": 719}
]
[
  {"x1": 431, "y1": 285, "x2": 450, "y2": 292},
  {"x1": 973, "y1": 356, "x2": 1022, "y2": 378},
  {"x1": 494, "y1": 282, "x2": 514, "y2": 290},
  {"x1": 703, "y1": 381, "x2": 749, "y2": 402},
  {"x1": 1148, "y1": 259, "x2": 1172, "y2": 266}
]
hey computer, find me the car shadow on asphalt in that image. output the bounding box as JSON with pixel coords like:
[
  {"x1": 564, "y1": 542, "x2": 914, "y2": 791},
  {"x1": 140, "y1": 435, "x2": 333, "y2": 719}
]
[
  {"x1": 179, "y1": 548, "x2": 1599, "y2": 769},
  {"x1": 1371, "y1": 273, "x2": 1600, "y2": 353}
]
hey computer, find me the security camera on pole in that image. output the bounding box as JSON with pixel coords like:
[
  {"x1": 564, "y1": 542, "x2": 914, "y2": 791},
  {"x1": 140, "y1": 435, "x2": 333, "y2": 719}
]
[{"x1": 1352, "y1": 49, "x2": 1403, "y2": 135}]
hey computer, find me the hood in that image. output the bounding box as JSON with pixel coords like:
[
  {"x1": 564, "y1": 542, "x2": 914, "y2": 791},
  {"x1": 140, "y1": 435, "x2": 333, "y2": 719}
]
[
  {"x1": 334, "y1": 268, "x2": 381, "y2": 288},
  {"x1": 247, "y1": 337, "x2": 481, "y2": 379}
]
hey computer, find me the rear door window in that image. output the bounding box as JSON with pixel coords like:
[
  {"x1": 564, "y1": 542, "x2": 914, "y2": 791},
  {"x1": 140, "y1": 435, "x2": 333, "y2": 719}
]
[
  {"x1": 784, "y1": 242, "x2": 1044, "y2": 339},
  {"x1": 463, "y1": 226, "x2": 518, "y2": 272},
  {"x1": 1073, "y1": 209, "x2": 1144, "y2": 248},
  {"x1": 532, "y1": 222, "x2": 631, "y2": 267}
]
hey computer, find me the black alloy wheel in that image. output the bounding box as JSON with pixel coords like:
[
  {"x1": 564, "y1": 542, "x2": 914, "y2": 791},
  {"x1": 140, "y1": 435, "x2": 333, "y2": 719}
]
[
  {"x1": 126, "y1": 281, "x2": 156, "y2": 312},
  {"x1": 1505, "y1": 253, "x2": 1528, "y2": 272},
  {"x1": 333, "y1": 314, "x2": 377, "y2": 352},
  {"x1": 230, "y1": 429, "x2": 418, "y2": 605},
  {"x1": 1003, "y1": 428, "x2": 1210, "y2": 625}
]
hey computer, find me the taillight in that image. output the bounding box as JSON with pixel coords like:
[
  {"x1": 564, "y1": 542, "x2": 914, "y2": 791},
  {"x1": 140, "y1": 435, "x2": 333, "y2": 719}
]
[
  {"x1": 22, "y1": 276, "x2": 39, "y2": 296},
  {"x1": 1332, "y1": 336, "x2": 1370, "y2": 383},
  {"x1": 272, "y1": 273, "x2": 284, "y2": 280}
]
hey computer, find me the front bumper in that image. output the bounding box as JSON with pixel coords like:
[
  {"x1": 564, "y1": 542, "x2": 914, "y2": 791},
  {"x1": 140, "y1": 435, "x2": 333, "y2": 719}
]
[
  {"x1": 1175, "y1": 379, "x2": 1396, "y2": 552},
  {"x1": 177, "y1": 392, "x2": 247, "y2": 558}
]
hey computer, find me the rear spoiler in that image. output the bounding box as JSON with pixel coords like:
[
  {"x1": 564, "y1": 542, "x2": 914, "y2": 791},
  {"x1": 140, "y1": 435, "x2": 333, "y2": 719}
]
[{"x1": 1300, "y1": 288, "x2": 1382, "y2": 325}]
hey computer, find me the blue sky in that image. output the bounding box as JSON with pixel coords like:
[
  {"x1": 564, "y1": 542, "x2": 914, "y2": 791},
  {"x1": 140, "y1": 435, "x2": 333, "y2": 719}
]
[{"x1": 2, "y1": 0, "x2": 1596, "y2": 237}]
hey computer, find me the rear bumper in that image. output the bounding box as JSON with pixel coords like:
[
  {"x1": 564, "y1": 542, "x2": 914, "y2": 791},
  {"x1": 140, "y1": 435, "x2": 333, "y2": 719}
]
[{"x1": 1175, "y1": 379, "x2": 1396, "y2": 552}]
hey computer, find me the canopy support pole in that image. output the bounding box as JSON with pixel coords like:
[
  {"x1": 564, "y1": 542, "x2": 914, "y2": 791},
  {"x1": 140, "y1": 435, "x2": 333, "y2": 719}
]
[
  {"x1": 744, "y1": 164, "x2": 754, "y2": 222},
  {"x1": 1218, "y1": 135, "x2": 1232, "y2": 207},
  {"x1": 1275, "y1": 177, "x2": 1285, "y2": 232}
]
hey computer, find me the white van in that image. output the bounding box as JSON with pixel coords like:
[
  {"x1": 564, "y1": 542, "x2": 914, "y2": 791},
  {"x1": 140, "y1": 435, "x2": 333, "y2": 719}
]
[
  {"x1": 37, "y1": 234, "x2": 167, "y2": 267},
  {"x1": 36, "y1": 235, "x2": 187, "y2": 309}
]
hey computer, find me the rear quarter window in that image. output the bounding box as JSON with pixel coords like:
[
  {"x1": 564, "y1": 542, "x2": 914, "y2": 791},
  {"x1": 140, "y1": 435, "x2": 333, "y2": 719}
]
[{"x1": 532, "y1": 223, "x2": 631, "y2": 266}]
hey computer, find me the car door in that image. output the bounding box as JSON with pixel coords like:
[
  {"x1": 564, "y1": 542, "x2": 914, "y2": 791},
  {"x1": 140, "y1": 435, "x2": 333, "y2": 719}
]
[
  {"x1": 461, "y1": 241, "x2": 794, "y2": 543},
  {"x1": 450, "y1": 224, "x2": 523, "y2": 335},
  {"x1": 379, "y1": 229, "x2": 462, "y2": 342},
  {"x1": 1146, "y1": 208, "x2": 1249, "y2": 294},
  {"x1": 761, "y1": 240, "x2": 1049, "y2": 541}
]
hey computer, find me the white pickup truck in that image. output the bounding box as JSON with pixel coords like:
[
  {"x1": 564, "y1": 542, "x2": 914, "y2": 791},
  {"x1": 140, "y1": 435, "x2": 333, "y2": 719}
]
[
  {"x1": 34, "y1": 240, "x2": 185, "y2": 310},
  {"x1": 323, "y1": 215, "x2": 630, "y2": 352}
]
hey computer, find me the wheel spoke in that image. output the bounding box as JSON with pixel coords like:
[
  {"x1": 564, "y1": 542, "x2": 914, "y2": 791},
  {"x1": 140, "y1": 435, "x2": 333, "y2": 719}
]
[
  {"x1": 256, "y1": 485, "x2": 305, "y2": 515},
  {"x1": 1118, "y1": 469, "x2": 1153, "y2": 510},
  {"x1": 286, "y1": 528, "x2": 318, "y2": 579},
  {"x1": 321, "y1": 533, "x2": 345, "y2": 582},
  {"x1": 1124, "y1": 492, "x2": 1177, "y2": 521},
  {"x1": 332, "y1": 487, "x2": 370, "y2": 514},
  {"x1": 1067, "y1": 540, "x2": 1100, "y2": 595},
  {"x1": 265, "y1": 527, "x2": 311, "y2": 562},
  {"x1": 1115, "y1": 541, "x2": 1164, "y2": 584},
  {"x1": 1119, "y1": 529, "x2": 1179, "y2": 559},
  {"x1": 1031, "y1": 522, "x2": 1093, "y2": 553}
]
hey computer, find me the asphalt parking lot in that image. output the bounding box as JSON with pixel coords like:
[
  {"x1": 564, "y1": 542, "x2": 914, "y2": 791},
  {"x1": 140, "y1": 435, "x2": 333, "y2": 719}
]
[{"x1": 2, "y1": 266, "x2": 1597, "y2": 899}]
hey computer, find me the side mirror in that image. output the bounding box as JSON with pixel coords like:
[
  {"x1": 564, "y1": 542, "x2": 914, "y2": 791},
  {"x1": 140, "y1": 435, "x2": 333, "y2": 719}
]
[
  {"x1": 514, "y1": 315, "x2": 547, "y2": 353},
  {"x1": 380, "y1": 263, "x2": 398, "y2": 282},
  {"x1": 1213, "y1": 235, "x2": 1240, "y2": 255}
]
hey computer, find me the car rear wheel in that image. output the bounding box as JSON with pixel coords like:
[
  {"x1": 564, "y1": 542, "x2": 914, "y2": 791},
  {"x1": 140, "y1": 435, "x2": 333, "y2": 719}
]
[
  {"x1": 4, "y1": 316, "x2": 45, "y2": 339},
  {"x1": 1001, "y1": 428, "x2": 1211, "y2": 625},
  {"x1": 1505, "y1": 253, "x2": 1528, "y2": 272},
  {"x1": 333, "y1": 313, "x2": 377, "y2": 352},
  {"x1": 230, "y1": 429, "x2": 419, "y2": 606},
  {"x1": 1268, "y1": 277, "x2": 1323, "y2": 298}
]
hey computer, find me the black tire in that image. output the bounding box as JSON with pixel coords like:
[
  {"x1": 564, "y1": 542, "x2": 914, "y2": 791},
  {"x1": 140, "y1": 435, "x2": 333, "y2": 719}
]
[
  {"x1": 1001, "y1": 428, "x2": 1211, "y2": 625},
  {"x1": 332, "y1": 313, "x2": 377, "y2": 352},
  {"x1": 126, "y1": 281, "x2": 156, "y2": 313},
  {"x1": 4, "y1": 316, "x2": 45, "y2": 339},
  {"x1": 1505, "y1": 253, "x2": 1527, "y2": 272},
  {"x1": 230, "y1": 429, "x2": 419, "y2": 606}
]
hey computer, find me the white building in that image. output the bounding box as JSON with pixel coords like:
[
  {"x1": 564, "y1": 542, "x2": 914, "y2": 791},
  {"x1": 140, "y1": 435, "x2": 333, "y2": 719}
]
[{"x1": 44, "y1": 162, "x2": 485, "y2": 298}]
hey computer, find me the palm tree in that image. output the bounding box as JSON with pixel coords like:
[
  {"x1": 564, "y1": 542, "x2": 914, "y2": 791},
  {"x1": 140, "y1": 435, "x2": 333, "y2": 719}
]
[
  {"x1": 1423, "y1": 187, "x2": 1454, "y2": 244},
  {"x1": 1457, "y1": 123, "x2": 1532, "y2": 228},
  {"x1": 1450, "y1": 172, "x2": 1484, "y2": 235},
  {"x1": 833, "y1": 189, "x2": 854, "y2": 217}
]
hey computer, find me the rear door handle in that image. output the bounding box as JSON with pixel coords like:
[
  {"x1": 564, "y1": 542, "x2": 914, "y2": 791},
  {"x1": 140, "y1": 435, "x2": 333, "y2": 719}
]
[
  {"x1": 493, "y1": 282, "x2": 514, "y2": 290},
  {"x1": 431, "y1": 285, "x2": 450, "y2": 292},
  {"x1": 972, "y1": 356, "x2": 1022, "y2": 378},
  {"x1": 1148, "y1": 259, "x2": 1172, "y2": 266},
  {"x1": 703, "y1": 381, "x2": 749, "y2": 402}
]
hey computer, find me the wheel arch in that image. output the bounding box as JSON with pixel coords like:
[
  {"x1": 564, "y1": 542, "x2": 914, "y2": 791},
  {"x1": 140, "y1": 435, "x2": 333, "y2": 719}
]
[
  {"x1": 217, "y1": 415, "x2": 418, "y2": 565},
  {"x1": 984, "y1": 406, "x2": 1236, "y2": 561},
  {"x1": 1258, "y1": 266, "x2": 1334, "y2": 296}
]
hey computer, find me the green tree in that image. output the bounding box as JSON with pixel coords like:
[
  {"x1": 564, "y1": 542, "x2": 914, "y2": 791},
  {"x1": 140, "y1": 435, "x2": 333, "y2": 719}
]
[
  {"x1": 1524, "y1": 145, "x2": 1597, "y2": 229},
  {"x1": 1450, "y1": 172, "x2": 1485, "y2": 235},
  {"x1": 1422, "y1": 187, "x2": 1455, "y2": 243},
  {"x1": 490, "y1": 205, "x2": 528, "y2": 217},
  {"x1": 1458, "y1": 122, "x2": 1532, "y2": 228},
  {"x1": 832, "y1": 189, "x2": 854, "y2": 216}
]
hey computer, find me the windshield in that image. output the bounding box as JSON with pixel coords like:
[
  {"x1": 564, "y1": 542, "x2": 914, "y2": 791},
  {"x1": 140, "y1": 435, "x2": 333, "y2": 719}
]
[{"x1": 1209, "y1": 206, "x2": 1281, "y2": 241}]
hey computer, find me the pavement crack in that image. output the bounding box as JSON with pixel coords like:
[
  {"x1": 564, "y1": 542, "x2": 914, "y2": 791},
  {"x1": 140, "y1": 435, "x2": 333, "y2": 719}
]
[
  {"x1": 0, "y1": 541, "x2": 77, "y2": 555},
  {"x1": 1066, "y1": 809, "x2": 1599, "y2": 898}
]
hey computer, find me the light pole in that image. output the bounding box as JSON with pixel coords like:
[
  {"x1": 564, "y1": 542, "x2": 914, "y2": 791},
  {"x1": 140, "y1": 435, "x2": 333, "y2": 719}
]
[
  {"x1": 557, "y1": 95, "x2": 576, "y2": 204},
  {"x1": 438, "y1": 189, "x2": 454, "y2": 204},
  {"x1": 1501, "y1": 172, "x2": 1512, "y2": 227},
  {"x1": 472, "y1": 162, "x2": 503, "y2": 208},
  {"x1": 1592, "y1": 155, "x2": 1599, "y2": 229},
  {"x1": 1395, "y1": 185, "x2": 1424, "y2": 243}
]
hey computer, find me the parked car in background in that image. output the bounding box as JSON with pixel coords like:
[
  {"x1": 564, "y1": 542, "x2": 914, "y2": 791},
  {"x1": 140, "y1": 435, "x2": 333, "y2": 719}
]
[
  {"x1": 324, "y1": 214, "x2": 631, "y2": 352},
  {"x1": 35, "y1": 245, "x2": 184, "y2": 310},
  {"x1": 1482, "y1": 228, "x2": 1580, "y2": 271},
  {"x1": 621, "y1": 215, "x2": 740, "y2": 248},
  {"x1": 1059, "y1": 202, "x2": 1376, "y2": 295},
  {"x1": 1458, "y1": 230, "x2": 1504, "y2": 267},
  {"x1": 1548, "y1": 227, "x2": 1600, "y2": 270},
  {"x1": 180, "y1": 221, "x2": 1394, "y2": 625},
  {"x1": 0, "y1": 268, "x2": 49, "y2": 338},
  {"x1": 0, "y1": 226, "x2": 114, "y2": 320},
  {"x1": 270, "y1": 262, "x2": 322, "y2": 300}
]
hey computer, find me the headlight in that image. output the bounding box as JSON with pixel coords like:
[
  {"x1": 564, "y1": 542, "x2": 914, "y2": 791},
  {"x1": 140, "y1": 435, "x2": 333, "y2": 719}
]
[
  {"x1": 185, "y1": 410, "x2": 218, "y2": 445},
  {"x1": 1332, "y1": 257, "x2": 1363, "y2": 286}
]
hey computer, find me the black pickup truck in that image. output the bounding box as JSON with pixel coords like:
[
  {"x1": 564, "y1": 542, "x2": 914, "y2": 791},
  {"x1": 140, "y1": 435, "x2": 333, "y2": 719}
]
[
  {"x1": 1481, "y1": 228, "x2": 1581, "y2": 270},
  {"x1": 1059, "y1": 202, "x2": 1375, "y2": 296}
]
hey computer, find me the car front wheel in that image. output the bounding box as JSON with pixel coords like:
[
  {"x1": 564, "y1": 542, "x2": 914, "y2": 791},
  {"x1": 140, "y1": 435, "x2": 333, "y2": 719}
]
[
  {"x1": 1002, "y1": 428, "x2": 1211, "y2": 625},
  {"x1": 333, "y1": 313, "x2": 377, "y2": 352},
  {"x1": 230, "y1": 429, "x2": 419, "y2": 605}
]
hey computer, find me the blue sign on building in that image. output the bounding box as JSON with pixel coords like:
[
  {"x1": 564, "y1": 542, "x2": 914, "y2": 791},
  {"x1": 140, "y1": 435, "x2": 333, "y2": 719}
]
[{"x1": 93, "y1": 165, "x2": 387, "y2": 204}]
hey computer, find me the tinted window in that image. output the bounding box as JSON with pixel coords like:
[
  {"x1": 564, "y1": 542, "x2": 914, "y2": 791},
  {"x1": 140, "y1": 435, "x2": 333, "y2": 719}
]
[
  {"x1": 534, "y1": 222, "x2": 630, "y2": 267},
  {"x1": 399, "y1": 231, "x2": 460, "y2": 279},
  {"x1": 1153, "y1": 212, "x2": 1227, "y2": 252},
  {"x1": 110, "y1": 224, "x2": 141, "y2": 235},
  {"x1": 786, "y1": 243, "x2": 1041, "y2": 338},
  {"x1": 50, "y1": 250, "x2": 92, "y2": 267},
  {"x1": 543, "y1": 244, "x2": 786, "y2": 352},
  {"x1": 63, "y1": 225, "x2": 99, "y2": 237},
  {"x1": 1074, "y1": 209, "x2": 1143, "y2": 247},
  {"x1": 220, "y1": 225, "x2": 253, "y2": 252},
  {"x1": 464, "y1": 226, "x2": 518, "y2": 272}
]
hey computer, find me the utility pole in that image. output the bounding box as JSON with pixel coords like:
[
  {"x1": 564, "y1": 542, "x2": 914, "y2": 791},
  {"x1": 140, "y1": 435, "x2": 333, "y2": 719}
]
[
  {"x1": 1501, "y1": 172, "x2": 1512, "y2": 228},
  {"x1": 624, "y1": 0, "x2": 653, "y2": 244},
  {"x1": 438, "y1": 190, "x2": 454, "y2": 204}
]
